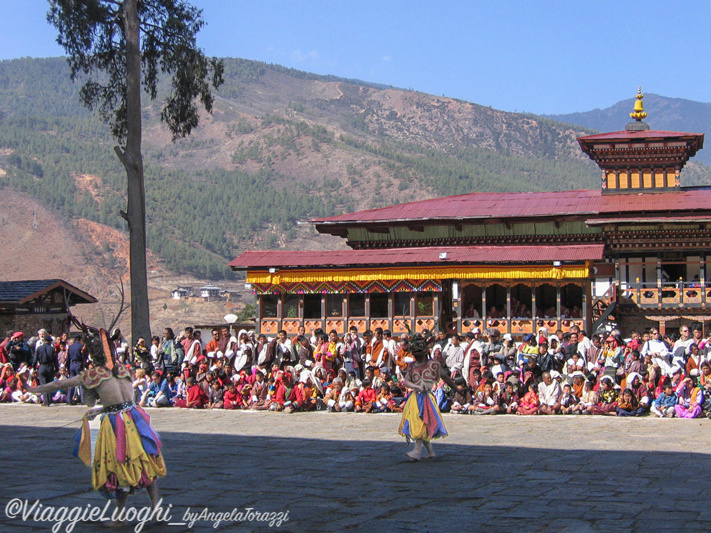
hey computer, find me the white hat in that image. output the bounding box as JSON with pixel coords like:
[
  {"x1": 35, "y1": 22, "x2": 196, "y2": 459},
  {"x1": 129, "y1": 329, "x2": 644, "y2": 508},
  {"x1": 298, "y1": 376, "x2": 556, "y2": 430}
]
[
  {"x1": 550, "y1": 370, "x2": 562, "y2": 380},
  {"x1": 502, "y1": 333, "x2": 513, "y2": 341}
]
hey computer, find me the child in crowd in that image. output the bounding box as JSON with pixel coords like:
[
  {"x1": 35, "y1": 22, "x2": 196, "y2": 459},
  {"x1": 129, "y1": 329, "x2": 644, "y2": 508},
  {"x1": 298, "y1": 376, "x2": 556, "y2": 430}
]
[
  {"x1": 450, "y1": 377, "x2": 473, "y2": 414},
  {"x1": 559, "y1": 383, "x2": 579, "y2": 414},
  {"x1": 499, "y1": 382, "x2": 519, "y2": 414},
  {"x1": 651, "y1": 383, "x2": 678, "y2": 418},
  {"x1": 517, "y1": 383, "x2": 540, "y2": 415},
  {"x1": 355, "y1": 378, "x2": 377, "y2": 413},
  {"x1": 616, "y1": 388, "x2": 643, "y2": 417}
]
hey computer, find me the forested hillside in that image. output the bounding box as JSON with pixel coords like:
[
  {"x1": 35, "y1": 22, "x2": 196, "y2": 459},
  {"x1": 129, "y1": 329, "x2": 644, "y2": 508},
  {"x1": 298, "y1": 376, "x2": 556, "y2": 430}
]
[{"x1": 1, "y1": 57, "x2": 709, "y2": 280}]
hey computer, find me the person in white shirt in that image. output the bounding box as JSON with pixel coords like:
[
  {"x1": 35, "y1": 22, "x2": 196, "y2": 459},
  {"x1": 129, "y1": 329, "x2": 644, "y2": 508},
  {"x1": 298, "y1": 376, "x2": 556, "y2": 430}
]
[
  {"x1": 641, "y1": 328, "x2": 672, "y2": 375},
  {"x1": 538, "y1": 371, "x2": 562, "y2": 415},
  {"x1": 672, "y1": 325, "x2": 694, "y2": 370},
  {"x1": 442, "y1": 335, "x2": 465, "y2": 378}
]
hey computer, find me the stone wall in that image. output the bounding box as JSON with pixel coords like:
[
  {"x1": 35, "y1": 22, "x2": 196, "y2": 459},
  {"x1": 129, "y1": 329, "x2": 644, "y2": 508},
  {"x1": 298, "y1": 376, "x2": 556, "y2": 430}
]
[{"x1": 0, "y1": 313, "x2": 69, "y2": 337}]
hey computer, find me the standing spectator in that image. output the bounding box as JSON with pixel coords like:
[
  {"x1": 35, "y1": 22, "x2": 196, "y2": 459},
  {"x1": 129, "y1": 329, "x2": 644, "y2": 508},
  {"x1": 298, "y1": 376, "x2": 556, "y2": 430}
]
[
  {"x1": 7, "y1": 332, "x2": 32, "y2": 370},
  {"x1": 66, "y1": 334, "x2": 85, "y2": 405},
  {"x1": 33, "y1": 335, "x2": 57, "y2": 406},
  {"x1": 442, "y1": 335, "x2": 465, "y2": 378},
  {"x1": 111, "y1": 328, "x2": 131, "y2": 365}
]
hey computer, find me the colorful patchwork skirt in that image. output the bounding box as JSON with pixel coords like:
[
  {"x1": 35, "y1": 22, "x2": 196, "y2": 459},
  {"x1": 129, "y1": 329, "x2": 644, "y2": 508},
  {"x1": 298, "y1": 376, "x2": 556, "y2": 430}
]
[
  {"x1": 398, "y1": 391, "x2": 448, "y2": 442},
  {"x1": 74, "y1": 404, "x2": 166, "y2": 499}
]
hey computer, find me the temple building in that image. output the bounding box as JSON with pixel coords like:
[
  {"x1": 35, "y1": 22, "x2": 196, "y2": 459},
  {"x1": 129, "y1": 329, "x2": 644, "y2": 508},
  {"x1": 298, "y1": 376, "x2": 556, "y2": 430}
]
[
  {"x1": 0, "y1": 279, "x2": 97, "y2": 334},
  {"x1": 230, "y1": 90, "x2": 708, "y2": 338}
]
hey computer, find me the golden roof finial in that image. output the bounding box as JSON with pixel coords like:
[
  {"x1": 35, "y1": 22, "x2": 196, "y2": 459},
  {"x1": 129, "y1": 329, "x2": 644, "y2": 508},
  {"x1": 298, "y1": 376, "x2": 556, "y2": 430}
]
[{"x1": 630, "y1": 86, "x2": 647, "y2": 121}]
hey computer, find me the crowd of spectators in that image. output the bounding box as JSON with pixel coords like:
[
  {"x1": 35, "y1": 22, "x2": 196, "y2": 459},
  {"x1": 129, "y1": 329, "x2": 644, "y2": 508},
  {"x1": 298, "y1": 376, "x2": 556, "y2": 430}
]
[{"x1": 2, "y1": 321, "x2": 710, "y2": 419}]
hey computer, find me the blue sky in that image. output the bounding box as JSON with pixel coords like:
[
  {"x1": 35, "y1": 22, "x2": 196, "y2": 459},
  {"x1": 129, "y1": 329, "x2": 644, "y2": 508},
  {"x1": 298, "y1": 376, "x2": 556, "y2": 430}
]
[{"x1": 1, "y1": 0, "x2": 709, "y2": 114}]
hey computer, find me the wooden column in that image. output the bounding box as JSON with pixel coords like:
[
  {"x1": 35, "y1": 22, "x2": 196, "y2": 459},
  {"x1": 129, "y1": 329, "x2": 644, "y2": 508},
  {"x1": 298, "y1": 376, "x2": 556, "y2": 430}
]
[
  {"x1": 388, "y1": 293, "x2": 394, "y2": 332},
  {"x1": 556, "y1": 284, "x2": 562, "y2": 331},
  {"x1": 365, "y1": 294, "x2": 371, "y2": 332},
  {"x1": 453, "y1": 281, "x2": 462, "y2": 334},
  {"x1": 276, "y1": 295, "x2": 283, "y2": 332},
  {"x1": 342, "y1": 294, "x2": 348, "y2": 334},
  {"x1": 702, "y1": 255, "x2": 707, "y2": 308},
  {"x1": 482, "y1": 284, "x2": 487, "y2": 322},
  {"x1": 582, "y1": 282, "x2": 590, "y2": 334},
  {"x1": 433, "y1": 294, "x2": 440, "y2": 332},
  {"x1": 531, "y1": 283, "x2": 537, "y2": 320},
  {"x1": 506, "y1": 284, "x2": 512, "y2": 334},
  {"x1": 321, "y1": 295, "x2": 326, "y2": 332},
  {"x1": 410, "y1": 293, "x2": 416, "y2": 333},
  {"x1": 657, "y1": 255, "x2": 663, "y2": 308},
  {"x1": 256, "y1": 295, "x2": 262, "y2": 334}
]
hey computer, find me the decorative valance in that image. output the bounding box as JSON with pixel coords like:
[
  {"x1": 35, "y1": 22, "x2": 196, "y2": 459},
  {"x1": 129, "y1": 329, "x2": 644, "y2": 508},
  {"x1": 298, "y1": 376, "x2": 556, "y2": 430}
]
[
  {"x1": 247, "y1": 264, "x2": 590, "y2": 289},
  {"x1": 252, "y1": 279, "x2": 443, "y2": 295}
]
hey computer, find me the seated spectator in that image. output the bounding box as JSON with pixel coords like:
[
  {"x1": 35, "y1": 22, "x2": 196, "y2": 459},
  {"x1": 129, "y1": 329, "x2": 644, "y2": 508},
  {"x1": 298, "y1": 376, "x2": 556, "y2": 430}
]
[
  {"x1": 625, "y1": 372, "x2": 650, "y2": 412},
  {"x1": 250, "y1": 371, "x2": 270, "y2": 410},
  {"x1": 492, "y1": 372, "x2": 507, "y2": 395},
  {"x1": 133, "y1": 368, "x2": 149, "y2": 404},
  {"x1": 208, "y1": 380, "x2": 224, "y2": 409},
  {"x1": 374, "y1": 384, "x2": 395, "y2": 412},
  {"x1": 559, "y1": 383, "x2": 579, "y2": 414},
  {"x1": 538, "y1": 372, "x2": 561, "y2": 415},
  {"x1": 363, "y1": 367, "x2": 383, "y2": 391},
  {"x1": 141, "y1": 371, "x2": 173, "y2": 408},
  {"x1": 288, "y1": 372, "x2": 318, "y2": 412},
  {"x1": 340, "y1": 388, "x2": 357, "y2": 412},
  {"x1": 174, "y1": 376, "x2": 208, "y2": 408},
  {"x1": 574, "y1": 380, "x2": 598, "y2": 414},
  {"x1": 223, "y1": 383, "x2": 242, "y2": 410},
  {"x1": 587, "y1": 376, "x2": 618, "y2": 415},
  {"x1": 1, "y1": 377, "x2": 17, "y2": 402},
  {"x1": 651, "y1": 383, "x2": 678, "y2": 418},
  {"x1": 499, "y1": 382, "x2": 519, "y2": 414},
  {"x1": 450, "y1": 377, "x2": 473, "y2": 414},
  {"x1": 324, "y1": 378, "x2": 344, "y2": 412},
  {"x1": 571, "y1": 372, "x2": 586, "y2": 398},
  {"x1": 564, "y1": 352, "x2": 586, "y2": 377},
  {"x1": 355, "y1": 378, "x2": 377, "y2": 413},
  {"x1": 616, "y1": 388, "x2": 643, "y2": 417},
  {"x1": 472, "y1": 381, "x2": 500, "y2": 414},
  {"x1": 685, "y1": 344, "x2": 703, "y2": 377},
  {"x1": 517, "y1": 383, "x2": 540, "y2": 415},
  {"x1": 675, "y1": 377, "x2": 703, "y2": 419}
]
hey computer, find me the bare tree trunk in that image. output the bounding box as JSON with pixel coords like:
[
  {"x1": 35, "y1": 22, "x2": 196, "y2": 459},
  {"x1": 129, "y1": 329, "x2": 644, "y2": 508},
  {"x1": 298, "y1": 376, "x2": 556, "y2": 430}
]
[{"x1": 115, "y1": 0, "x2": 151, "y2": 342}]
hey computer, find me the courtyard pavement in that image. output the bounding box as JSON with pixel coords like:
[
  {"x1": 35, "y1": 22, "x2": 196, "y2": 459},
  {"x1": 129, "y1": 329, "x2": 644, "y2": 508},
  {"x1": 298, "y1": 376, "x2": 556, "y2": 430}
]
[{"x1": 1, "y1": 404, "x2": 710, "y2": 532}]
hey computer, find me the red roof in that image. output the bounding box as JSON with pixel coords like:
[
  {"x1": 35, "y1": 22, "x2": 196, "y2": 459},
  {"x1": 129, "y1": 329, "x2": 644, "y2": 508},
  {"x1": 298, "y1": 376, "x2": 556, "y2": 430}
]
[
  {"x1": 229, "y1": 244, "x2": 604, "y2": 270},
  {"x1": 578, "y1": 129, "x2": 704, "y2": 141},
  {"x1": 311, "y1": 188, "x2": 711, "y2": 226},
  {"x1": 586, "y1": 215, "x2": 711, "y2": 225}
]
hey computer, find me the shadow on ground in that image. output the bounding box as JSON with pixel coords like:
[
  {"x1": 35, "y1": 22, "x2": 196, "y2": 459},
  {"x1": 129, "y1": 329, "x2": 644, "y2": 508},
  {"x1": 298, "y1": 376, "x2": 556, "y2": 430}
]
[{"x1": 1, "y1": 425, "x2": 708, "y2": 532}]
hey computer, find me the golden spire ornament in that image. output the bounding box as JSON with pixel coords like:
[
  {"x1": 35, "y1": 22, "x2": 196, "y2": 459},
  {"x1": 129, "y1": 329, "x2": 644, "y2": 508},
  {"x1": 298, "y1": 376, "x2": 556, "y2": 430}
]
[
  {"x1": 626, "y1": 86, "x2": 649, "y2": 131},
  {"x1": 630, "y1": 87, "x2": 647, "y2": 121}
]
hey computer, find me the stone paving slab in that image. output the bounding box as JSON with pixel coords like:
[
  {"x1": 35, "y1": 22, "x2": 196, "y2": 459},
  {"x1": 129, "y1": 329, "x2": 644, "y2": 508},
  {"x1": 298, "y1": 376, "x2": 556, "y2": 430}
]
[{"x1": 1, "y1": 404, "x2": 710, "y2": 532}]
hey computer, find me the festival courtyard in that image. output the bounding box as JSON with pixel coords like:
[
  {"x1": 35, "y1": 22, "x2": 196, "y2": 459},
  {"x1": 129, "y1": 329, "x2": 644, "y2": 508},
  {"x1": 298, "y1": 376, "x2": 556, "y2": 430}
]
[{"x1": 0, "y1": 405, "x2": 709, "y2": 532}]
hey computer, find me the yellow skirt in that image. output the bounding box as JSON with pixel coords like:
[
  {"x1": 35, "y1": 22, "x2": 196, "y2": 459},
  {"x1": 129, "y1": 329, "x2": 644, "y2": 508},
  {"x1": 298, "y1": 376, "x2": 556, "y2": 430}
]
[
  {"x1": 398, "y1": 391, "x2": 448, "y2": 443},
  {"x1": 76, "y1": 405, "x2": 166, "y2": 498}
]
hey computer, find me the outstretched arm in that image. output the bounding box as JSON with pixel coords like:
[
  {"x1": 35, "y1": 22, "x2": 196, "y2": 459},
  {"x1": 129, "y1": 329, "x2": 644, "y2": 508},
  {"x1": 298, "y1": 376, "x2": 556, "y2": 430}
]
[
  {"x1": 27, "y1": 374, "x2": 82, "y2": 395},
  {"x1": 439, "y1": 369, "x2": 457, "y2": 389}
]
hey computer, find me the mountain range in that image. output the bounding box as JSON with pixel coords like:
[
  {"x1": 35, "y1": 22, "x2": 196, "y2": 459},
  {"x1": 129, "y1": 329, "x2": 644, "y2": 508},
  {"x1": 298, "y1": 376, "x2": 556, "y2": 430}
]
[
  {"x1": 0, "y1": 57, "x2": 709, "y2": 329},
  {"x1": 547, "y1": 93, "x2": 711, "y2": 166}
]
